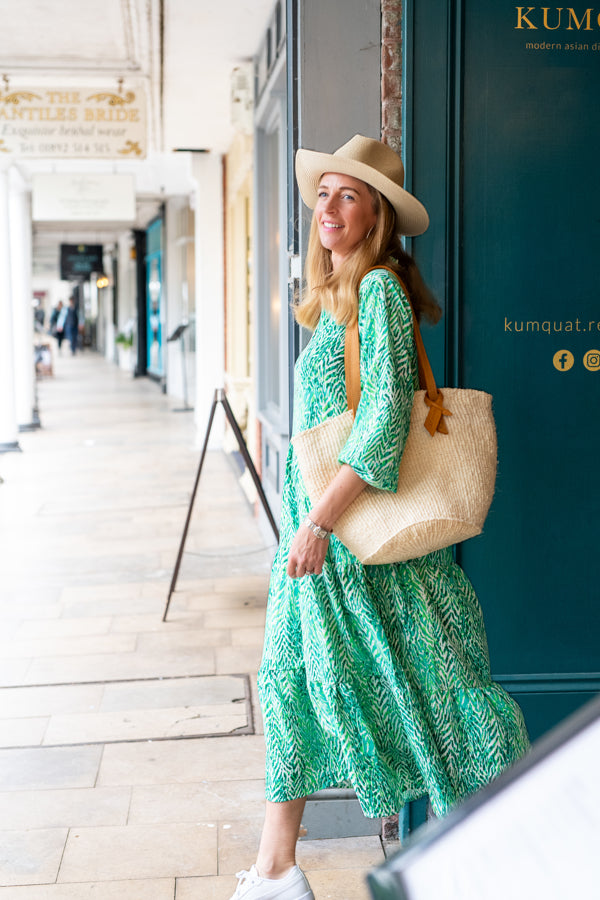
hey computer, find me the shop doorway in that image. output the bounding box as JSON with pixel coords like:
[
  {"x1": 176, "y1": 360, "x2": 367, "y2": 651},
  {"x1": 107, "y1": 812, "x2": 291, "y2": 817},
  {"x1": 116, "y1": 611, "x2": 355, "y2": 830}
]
[
  {"x1": 408, "y1": 0, "x2": 599, "y2": 739},
  {"x1": 146, "y1": 217, "x2": 164, "y2": 379}
]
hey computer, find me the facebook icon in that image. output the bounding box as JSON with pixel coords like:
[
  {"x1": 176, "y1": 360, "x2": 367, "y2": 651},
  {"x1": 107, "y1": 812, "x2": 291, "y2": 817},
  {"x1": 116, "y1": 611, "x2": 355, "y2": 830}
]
[{"x1": 553, "y1": 350, "x2": 574, "y2": 372}]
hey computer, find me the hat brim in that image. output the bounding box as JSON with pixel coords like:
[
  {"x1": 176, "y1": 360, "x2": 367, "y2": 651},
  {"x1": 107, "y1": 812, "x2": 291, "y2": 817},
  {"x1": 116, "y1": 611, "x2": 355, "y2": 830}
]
[{"x1": 295, "y1": 148, "x2": 429, "y2": 237}]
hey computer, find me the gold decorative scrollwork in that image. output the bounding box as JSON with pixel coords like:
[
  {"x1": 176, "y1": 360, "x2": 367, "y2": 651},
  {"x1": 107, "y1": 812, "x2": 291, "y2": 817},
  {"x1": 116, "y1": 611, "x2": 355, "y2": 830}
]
[
  {"x1": 0, "y1": 91, "x2": 42, "y2": 105},
  {"x1": 117, "y1": 140, "x2": 143, "y2": 156},
  {"x1": 0, "y1": 139, "x2": 10, "y2": 152},
  {"x1": 87, "y1": 91, "x2": 136, "y2": 106}
]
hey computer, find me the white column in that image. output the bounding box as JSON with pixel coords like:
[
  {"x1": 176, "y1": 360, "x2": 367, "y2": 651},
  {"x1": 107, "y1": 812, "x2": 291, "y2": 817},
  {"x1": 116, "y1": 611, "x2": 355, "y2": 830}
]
[
  {"x1": 0, "y1": 167, "x2": 20, "y2": 451},
  {"x1": 9, "y1": 167, "x2": 36, "y2": 429},
  {"x1": 192, "y1": 153, "x2": 225, "y2": 448},
  {"x1": 105, "y1": 287, "x2": 115, "y2": 362}
]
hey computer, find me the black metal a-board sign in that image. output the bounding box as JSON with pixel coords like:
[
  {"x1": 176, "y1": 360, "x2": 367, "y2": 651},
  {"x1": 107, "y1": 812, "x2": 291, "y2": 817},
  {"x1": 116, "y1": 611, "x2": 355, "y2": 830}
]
[{"x1": 163, "y1": 388, "x2": 279, "y2": 622}]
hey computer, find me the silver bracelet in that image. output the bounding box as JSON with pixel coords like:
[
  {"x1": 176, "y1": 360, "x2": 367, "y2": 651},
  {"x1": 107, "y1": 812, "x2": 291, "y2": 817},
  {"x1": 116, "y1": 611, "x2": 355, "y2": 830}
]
[{"x1": 303, "y1": 516, "x2": 331, "y2": 540}]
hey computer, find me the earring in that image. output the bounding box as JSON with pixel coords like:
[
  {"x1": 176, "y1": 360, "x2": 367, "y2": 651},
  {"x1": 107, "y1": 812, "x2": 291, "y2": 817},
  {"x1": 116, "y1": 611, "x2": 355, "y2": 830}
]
[{"x1": 366, "y1": 226, "x2": 375, "y2": 240}]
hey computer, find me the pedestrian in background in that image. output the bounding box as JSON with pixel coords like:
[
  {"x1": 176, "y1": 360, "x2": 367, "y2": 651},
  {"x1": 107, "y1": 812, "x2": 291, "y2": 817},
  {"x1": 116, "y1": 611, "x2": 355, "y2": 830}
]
[
  {"x1": 49, "y1": 300, "x2": 67, "y2": 353},
  {"x1": 230, "y1": 135, "x2": 530, "y2": 900},
  {"x1": 64, "y1": 297, "x2": 79, "y2": 356}
]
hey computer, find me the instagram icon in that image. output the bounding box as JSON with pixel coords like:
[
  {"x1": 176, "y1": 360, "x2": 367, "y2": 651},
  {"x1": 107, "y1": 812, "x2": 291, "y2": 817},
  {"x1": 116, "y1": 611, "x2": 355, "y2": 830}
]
[{"x1": 584, "y1": 350, "x2": 600, "y2": 372}]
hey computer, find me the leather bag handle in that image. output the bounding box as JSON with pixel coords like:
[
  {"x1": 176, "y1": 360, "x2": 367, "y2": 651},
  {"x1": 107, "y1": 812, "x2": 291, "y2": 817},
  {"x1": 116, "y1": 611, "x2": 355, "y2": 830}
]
[{"x1": 345, "y1": 266, "x2": 451, "y2": 436}]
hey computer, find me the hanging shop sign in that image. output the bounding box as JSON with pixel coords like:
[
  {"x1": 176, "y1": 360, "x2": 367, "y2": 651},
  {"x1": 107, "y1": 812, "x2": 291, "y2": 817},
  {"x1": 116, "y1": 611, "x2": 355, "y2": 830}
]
[
  {"x1": 60, "y1": 244, "x2": 104, "y2": 281},
  {"x1": 0, "y1": 87, "x2": 146, "y2": 159},
  {"x1": 32, "y1": 174, "x2": 136, "y2": 222}
]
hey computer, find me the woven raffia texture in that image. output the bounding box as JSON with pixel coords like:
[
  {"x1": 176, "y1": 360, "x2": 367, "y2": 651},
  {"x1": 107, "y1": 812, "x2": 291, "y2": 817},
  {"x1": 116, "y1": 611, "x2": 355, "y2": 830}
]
[{"x1": 292, "y1": 389, "x2": 497, "y2": 564}]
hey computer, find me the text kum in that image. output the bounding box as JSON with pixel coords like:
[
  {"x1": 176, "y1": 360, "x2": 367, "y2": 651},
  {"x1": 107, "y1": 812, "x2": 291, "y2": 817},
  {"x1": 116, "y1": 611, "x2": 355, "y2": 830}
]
[{"x1": 516, "y1": 7, "x2": 600, "y2": 29}]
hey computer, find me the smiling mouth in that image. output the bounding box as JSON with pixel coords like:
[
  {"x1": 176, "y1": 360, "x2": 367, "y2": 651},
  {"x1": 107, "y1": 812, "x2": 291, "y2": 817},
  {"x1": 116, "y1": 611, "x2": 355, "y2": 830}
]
[{"x1": 321, "y1": 221, "x2": 343, "y2": 230}]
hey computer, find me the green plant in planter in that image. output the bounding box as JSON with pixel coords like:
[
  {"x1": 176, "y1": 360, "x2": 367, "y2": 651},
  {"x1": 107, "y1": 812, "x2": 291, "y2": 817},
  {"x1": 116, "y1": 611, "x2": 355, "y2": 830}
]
[{"x1": 116, "y1": 332, "x2": 134, "y2": 349}]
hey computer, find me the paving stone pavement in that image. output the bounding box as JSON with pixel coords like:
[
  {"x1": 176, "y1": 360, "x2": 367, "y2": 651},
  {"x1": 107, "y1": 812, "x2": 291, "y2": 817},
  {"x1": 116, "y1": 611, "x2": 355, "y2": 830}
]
[{"x1": 0, "y1": 352, "x2": 384, "y2": 897}]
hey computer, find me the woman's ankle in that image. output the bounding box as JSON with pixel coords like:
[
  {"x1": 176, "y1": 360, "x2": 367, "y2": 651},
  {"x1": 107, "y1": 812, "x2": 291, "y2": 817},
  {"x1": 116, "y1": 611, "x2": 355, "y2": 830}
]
[{"x1": 255, "y1": 859, "x2": 296, "y2": 880}]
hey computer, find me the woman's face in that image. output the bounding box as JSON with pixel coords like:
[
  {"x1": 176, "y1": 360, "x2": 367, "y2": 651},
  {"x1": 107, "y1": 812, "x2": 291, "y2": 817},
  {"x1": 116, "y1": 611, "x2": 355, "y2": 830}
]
[{"x1": 315, "y1": 172, "x2": 377, "y2": 268}]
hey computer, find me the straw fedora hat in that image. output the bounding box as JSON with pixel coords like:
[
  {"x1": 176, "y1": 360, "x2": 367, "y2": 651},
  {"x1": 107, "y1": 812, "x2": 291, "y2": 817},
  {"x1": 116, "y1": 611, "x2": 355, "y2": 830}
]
[{"x1": 295, "y1": 134, "x2": 429, "y2": 237}]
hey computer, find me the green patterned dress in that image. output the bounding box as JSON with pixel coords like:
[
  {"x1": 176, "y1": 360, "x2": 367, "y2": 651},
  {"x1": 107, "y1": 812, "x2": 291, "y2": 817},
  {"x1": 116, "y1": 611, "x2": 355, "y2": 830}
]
[{"x1": 257, "y1": 269, "x2": 529, "y2": 818}]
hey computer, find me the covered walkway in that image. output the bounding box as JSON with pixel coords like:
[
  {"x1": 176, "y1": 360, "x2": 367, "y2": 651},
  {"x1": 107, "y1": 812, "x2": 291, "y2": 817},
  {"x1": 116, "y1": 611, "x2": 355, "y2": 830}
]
[{"x1": 0, "y1": 352, "x2": 383, "y2": 897}]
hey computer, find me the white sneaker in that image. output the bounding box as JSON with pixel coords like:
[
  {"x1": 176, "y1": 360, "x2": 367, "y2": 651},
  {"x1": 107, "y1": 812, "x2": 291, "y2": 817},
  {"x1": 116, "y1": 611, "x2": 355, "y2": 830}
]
[{"x1": 230, "y1": 864, "x2": 315, "y2": 899}]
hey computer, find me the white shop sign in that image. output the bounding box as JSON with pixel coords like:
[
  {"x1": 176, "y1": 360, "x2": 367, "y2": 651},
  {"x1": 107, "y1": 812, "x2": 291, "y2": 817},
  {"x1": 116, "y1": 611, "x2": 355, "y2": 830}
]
[
  {"x1": 0, "y1": 87, "x2": 146, "y2": 159},
  {"x1": 32, "y1": 174, "x2": 136, "y2": 222}
]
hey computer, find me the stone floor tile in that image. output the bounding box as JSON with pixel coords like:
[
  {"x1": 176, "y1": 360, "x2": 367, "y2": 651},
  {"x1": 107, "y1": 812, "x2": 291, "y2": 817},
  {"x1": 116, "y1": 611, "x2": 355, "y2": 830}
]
[
  {"x1": 0, "y1": 604, "x2": 62, "y2": 622},
  {"x1": 0, "y1": 880, "x2": 175, "y2": 899},
  {"x1": 0, "y1": 786, "x2": 130, "y2": 829},
  {"x1": 0, "y1": 717, "x2": 48, "y2": 748},
  {"x1": 15, "y1": 617, "x2": 113, "y2": 640},
  {"x1": 101, "y1": 675, "x2": 247, "y2": 711},
  {"x1": 230, "y1": 627, "x2": 265, "y2": 646},
  {"x1": 0, "y1": 633, "x2": 137, "y2": 659},
  {"x1": 304, "y1": 868, "x2": 374, "y2": 899},
  {"x1": 58, "y1": 823, "x2": 217, "y2": 881},
  {"x1": 43, "y1": 705, "x2": 248, "y2": 745},
  {"x1": 0, "y1": 828, "x2": 68, "y2": 886},
  {"x1": 176, "y1": 875, "x2": 238, "y2": 899},
  {"x1": 215, "y1": 645, "x2": 263, "y2": 675},
  {"x1": 0, "y1": 587, "x2": 62, "y2": 605},
  {"x1": 41, "y1": 495, "x2": 189, "y2": 517},
  {"x1": 0, "y1": 589, "x2": 62, "y2": 610},
  {"x1": 178, "y1": 591, "x2": 267, "y2": 613},
  {"x1": 136, "y1": 629, "x2": 232, "y2": 652},
  {"x1": 0, "y1": 621, "x2": 20, "y2": 641},
  {"x1": 128, "y1": 779, "x2": 266, "y2": 824},
  {"x1": 217, "y1": 818, "x2": 263, "y2": 874},
  {"x1": 23, "y1": 647, "x2": 216, "y2": 685},
  {"x1": 110, "y1": 612, "x2": 204, "y2": 632},
  {"x1": 58, "y1": 583, "x2": 146, "y2": 603},
  {"x1": 185, "y1": 521, "x2": 265, "y2": 550},
  {"x1": 203, "y1": 608, "x2": 267, "y2": 630},
  {"x1": 0, "y1": 659, "x2": 34, "y2": 688},
  {"x1": 167, "y1": 551, "x2": 270, "y2": 581},
  {"x1": 0, "y1": 684, "x2": 104, "y2": 719},
  {"x1": 296, "y1": 836, "x2": 384, "y2": 871},
  {"x1": 0, "y1": 745, "x2": 102, "y2": 791},
  {"x1": 212, "y1": 576, "x2": 271, "y2": 594},
  {"x1": 59, "y1": 593, "x2": 166, "y2": 619},
  {"x1": 140, "y1": 581, "x2": 178, "y2": 599},
  {"x1": 98, "y1": 736, "x2": 265, "y2": 786}
]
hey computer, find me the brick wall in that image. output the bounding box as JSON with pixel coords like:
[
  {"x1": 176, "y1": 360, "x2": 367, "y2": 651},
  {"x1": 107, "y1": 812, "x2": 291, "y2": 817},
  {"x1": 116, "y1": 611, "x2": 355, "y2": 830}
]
[
  {"x1": 381, "y1": 0, "x2": 403, "y2": 152},
  {"x1": 380, "y1": 0, "x2": 404, "y2": 848}
]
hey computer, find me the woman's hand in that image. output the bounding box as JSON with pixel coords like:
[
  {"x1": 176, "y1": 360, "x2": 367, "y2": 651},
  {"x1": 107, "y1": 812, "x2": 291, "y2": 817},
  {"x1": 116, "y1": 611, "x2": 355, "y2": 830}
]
[
  {"x1": 286, "y1": 524, "x2": 329, "y2": 578},
  {"x1": 286, "y1": 464, "x2": 368, "y2": 579}
]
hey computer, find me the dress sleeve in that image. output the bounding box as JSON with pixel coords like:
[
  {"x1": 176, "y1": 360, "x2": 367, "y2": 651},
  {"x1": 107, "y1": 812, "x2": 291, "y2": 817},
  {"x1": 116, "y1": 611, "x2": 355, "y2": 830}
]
[{"x1": 337, "y1": 269, "x2": 418, "y2": 491}]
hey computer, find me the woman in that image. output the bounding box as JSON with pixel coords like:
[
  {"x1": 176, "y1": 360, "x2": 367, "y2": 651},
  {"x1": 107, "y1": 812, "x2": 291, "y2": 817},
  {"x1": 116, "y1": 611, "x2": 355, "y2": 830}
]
[{"x1": 230, "y1": 135, "x2": 529, "y2": 900}]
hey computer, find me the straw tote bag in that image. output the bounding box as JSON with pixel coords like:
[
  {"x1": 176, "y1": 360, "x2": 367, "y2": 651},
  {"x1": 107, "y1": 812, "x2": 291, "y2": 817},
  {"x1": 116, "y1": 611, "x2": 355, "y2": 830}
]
[{"x1": 292, "y1": 270, "x2": 498, "y2": 564}]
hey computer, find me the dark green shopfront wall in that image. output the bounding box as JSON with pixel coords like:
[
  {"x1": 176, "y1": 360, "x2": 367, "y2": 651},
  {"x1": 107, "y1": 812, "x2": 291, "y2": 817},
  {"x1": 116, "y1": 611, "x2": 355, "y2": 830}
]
[{"x1": 408, "y1": 0, "x2": 599, "y2": 740}]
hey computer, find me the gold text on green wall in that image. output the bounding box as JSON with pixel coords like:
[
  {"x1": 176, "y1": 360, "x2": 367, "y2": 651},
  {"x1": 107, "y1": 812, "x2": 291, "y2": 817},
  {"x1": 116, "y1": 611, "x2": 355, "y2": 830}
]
[{"x1": 516, "y1": 7, "x2": 600, "y2": 30}]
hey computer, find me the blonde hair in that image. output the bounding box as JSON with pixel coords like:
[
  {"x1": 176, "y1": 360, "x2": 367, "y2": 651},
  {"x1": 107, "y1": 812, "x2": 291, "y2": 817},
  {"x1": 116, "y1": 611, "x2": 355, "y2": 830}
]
[{"x1": 294, "y1": 188, "x2": 441, "y2": 330}]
